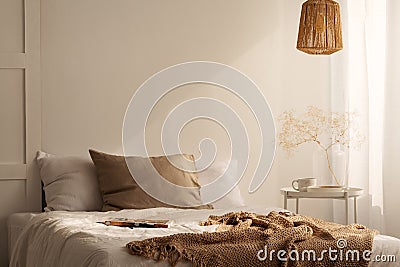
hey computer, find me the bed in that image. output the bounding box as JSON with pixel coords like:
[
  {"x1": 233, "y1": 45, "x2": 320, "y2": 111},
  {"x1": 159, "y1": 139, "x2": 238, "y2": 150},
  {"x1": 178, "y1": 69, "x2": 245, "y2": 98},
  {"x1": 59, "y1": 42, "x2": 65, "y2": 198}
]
[
  {"x1": 8, "y1": 150, "x2": 400, "y2": 266},
  {"x1": 8, "y1": 206, "x2": 400, "y2": 267}
]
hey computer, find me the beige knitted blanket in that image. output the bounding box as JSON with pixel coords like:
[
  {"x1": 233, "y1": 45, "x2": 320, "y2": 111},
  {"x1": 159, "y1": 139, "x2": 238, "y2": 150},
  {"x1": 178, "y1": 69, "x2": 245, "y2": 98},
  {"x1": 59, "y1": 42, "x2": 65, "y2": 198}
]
[{"x1": 126, "y1": 211, "x2": 377, "y2": 267}]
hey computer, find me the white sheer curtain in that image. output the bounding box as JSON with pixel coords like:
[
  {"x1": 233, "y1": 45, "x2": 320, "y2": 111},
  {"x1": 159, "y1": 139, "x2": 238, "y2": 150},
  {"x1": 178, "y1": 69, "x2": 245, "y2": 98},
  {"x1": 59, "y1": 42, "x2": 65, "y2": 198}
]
[
  {"x1": 331, "y1": 0, "x2": 399, "y2": 237},
  {"x1": 382, "y1": 0, "x2": 400, "y2": 238}
]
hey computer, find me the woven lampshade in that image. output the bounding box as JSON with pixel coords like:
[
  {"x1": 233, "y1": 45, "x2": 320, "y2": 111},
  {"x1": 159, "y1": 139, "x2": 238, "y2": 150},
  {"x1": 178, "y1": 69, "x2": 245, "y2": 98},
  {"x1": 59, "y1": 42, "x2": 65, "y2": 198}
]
[{"x1": 297, "y1": 0, "x2": 343, "y2": 55}]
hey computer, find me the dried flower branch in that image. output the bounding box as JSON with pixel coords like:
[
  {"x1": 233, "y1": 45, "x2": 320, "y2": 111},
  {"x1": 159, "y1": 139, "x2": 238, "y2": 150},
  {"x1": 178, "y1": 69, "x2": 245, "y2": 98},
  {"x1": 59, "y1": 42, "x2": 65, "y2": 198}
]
[{"x1": 279, "y1": 106, "x2": 364, "y2": 185}]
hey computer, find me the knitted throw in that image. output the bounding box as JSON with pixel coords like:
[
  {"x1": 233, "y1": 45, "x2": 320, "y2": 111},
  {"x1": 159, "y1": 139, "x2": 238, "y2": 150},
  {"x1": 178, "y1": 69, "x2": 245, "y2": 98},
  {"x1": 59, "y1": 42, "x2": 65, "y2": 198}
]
[{"x1": 126, "y1": 211, "x2": 378, "y2": 267}]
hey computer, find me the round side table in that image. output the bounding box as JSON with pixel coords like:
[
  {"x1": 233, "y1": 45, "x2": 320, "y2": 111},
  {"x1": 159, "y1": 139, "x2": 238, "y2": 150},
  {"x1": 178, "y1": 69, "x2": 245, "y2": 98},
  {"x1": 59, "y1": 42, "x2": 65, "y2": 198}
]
[{"x1": 280, "y1": 187, "x2": 363, "y2": 225}]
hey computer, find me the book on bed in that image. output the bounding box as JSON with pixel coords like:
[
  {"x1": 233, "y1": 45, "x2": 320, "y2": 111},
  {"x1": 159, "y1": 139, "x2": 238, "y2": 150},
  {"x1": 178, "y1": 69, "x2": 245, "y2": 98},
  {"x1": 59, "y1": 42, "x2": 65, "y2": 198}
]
[{"x1": 97, "y1": 219, "x2": 169, "y2": 228}]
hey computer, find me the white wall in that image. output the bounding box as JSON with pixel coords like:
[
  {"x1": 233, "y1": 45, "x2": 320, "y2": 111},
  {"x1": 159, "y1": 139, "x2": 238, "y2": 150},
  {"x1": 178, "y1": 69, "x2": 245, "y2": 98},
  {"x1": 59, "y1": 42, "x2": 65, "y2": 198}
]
[{"x1": 41, "y1": 0, "x2": 333, "y2": 217}]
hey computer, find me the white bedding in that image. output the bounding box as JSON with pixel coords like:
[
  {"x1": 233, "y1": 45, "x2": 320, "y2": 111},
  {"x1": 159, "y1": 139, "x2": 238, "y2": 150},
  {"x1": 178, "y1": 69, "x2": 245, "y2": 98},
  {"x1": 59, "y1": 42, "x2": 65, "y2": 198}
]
[{"x1": 8, "y1": 206, "x2": 400, "y2": 267}]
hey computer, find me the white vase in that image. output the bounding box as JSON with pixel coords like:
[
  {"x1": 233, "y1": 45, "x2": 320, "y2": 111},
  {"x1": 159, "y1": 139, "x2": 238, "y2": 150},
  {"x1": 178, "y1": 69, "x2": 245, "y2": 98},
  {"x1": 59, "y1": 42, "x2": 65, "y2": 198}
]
[
  {"x1": 331, "y1": 144, "x2": 347, "y2": 187},
  {"x1": 312, "y1": 145, "x2": 347, "y2": 187},
  {"x1": 313, "y1": 147, "x2": 330, "y2": 185}
]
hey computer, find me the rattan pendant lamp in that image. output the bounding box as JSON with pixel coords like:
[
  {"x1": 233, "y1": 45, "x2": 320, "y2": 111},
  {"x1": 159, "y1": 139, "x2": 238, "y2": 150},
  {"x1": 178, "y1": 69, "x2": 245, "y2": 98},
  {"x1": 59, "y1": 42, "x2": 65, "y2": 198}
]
[{"x1": 297, "y1": 0, "x2": 343, "y2": 55}]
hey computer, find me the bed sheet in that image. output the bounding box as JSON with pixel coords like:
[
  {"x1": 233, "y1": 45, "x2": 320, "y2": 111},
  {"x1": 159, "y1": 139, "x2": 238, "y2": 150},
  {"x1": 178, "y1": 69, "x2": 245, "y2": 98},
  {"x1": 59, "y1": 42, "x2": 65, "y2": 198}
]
[
  {"x1": 7, "y1": 212, "x2": 40, "y2": 260},
  {"x1": 8, "y1": 206, "x2": 400, "y2": 267}
]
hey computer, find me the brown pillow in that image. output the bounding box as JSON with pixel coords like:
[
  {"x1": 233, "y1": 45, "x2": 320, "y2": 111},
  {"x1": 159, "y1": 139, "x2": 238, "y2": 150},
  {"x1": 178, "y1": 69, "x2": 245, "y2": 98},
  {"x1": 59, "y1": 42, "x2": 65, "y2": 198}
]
[{"x1": 89, "y1": 149, "x2": 212, "y2": 211}]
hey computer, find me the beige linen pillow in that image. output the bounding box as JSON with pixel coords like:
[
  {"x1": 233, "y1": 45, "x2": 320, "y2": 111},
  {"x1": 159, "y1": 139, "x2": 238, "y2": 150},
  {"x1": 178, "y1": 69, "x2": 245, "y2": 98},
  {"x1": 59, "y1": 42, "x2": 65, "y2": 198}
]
[
  {"x1": 89, "y1": 149, "x2": 212, "y2": 211},
  {"x1": 36, "y1": 151, "x2": 103, "y2": 211}
]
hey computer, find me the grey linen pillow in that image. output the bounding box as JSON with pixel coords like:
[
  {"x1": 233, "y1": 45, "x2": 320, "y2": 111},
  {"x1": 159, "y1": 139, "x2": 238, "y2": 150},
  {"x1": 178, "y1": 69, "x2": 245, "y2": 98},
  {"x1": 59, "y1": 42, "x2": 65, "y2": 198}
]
[
  {"x1": 198, "y1": 160, "x2": 245, "y2": 208},
  {"x1": 89, "y1": 149, "x2": 212, "y2": 211},
  {"x1": 36, "y1": 151, "x2": 103, "y2": 211}
]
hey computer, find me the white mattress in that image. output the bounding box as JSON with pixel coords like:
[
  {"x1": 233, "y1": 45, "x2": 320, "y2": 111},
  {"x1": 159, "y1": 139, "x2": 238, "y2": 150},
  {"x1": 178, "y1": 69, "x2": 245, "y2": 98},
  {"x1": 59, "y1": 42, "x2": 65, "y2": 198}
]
[{"x1": 8, "y1": 206, "x2": 400, "y2": 267}]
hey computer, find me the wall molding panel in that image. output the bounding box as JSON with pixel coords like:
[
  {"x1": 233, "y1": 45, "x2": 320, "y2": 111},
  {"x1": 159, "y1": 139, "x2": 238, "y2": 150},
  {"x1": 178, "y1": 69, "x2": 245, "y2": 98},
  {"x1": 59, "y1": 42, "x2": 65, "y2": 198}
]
[
  {"x1": 0, "y1": 0, "x2": 40, "y2": 183},
  {"x1": 24, "y1": 0, "x2": 41, "y2": 211},
  {"x1": 0, "y1": 53, "x2": 26, "y2": 69},
  {"x1": 0, "y1": 164, "x2": 27, "y2": 180},
  {"x1": 0, "y1": 0, "x2": 40, "y2": 264}
]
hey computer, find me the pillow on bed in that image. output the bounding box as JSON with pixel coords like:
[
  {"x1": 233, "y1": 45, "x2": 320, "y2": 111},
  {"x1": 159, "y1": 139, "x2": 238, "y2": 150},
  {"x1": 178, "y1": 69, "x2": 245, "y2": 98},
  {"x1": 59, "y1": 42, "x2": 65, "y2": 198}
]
[
  {"x1": 36, "y1": 151, "x2": 103, "y2": 211},
  {"x1": 198, "y1": 160, "x2": 245, "y2": 208},
  {"x1": 89, "y1": 149, "x2": 212, "y2": 211}
]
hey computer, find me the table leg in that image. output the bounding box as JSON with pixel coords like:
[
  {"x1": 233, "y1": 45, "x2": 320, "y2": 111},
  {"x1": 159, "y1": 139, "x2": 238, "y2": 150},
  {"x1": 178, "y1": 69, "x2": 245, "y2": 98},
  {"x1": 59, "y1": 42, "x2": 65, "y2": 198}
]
[
  {"x1": 345, "y1": 192, "x2": 349, "y2": 225},
  {"x1": 284, "y1": 192, "x2": 287, "y2": 210},
  {"x1": 296, "y1": 198, "x2": 299, "y2": 214},
  {"x1": 354, "y1": 196, "x2": 357, "y2": 224}
]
